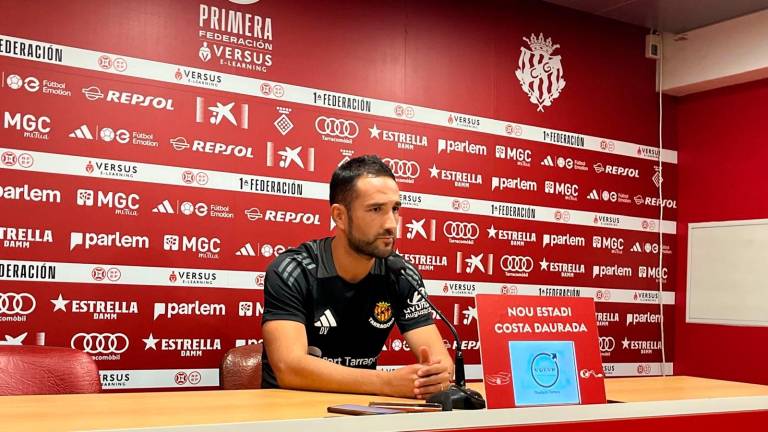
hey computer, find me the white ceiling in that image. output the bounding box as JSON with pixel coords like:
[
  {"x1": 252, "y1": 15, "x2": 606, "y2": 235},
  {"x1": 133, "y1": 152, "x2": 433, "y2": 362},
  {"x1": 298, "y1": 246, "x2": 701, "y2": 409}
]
[{"x1": 542, "y1": 0, "x2": 768, "y2": 33}]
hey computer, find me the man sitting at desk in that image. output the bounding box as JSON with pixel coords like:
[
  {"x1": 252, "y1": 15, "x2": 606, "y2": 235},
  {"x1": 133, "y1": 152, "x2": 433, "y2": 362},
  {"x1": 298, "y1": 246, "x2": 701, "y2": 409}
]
[{"x1": 261, "y1": 155, "x2": 453, "y2": 398}]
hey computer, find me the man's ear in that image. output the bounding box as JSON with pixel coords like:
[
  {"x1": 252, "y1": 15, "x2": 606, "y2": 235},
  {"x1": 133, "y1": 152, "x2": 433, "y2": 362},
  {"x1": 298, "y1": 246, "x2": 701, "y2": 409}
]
[{"x1": 331, "y1": 203, "x2": 347, "y2": 231}]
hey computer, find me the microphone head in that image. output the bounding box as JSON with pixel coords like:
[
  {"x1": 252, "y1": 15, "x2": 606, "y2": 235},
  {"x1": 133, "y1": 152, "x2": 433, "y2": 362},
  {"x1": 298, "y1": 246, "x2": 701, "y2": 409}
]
[
  {"x1": 385, "y1": 254, "x2": 407, "y2": 274},
  {"x1": 308, "y1": 346, "x2": 322, "y2": 357}
]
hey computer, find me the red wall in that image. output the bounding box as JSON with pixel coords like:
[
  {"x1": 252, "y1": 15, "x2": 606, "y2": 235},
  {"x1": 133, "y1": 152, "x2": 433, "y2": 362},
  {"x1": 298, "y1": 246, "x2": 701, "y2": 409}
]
[{"x1": 674, "y1": 78, "x2": 768, "y2": 385}]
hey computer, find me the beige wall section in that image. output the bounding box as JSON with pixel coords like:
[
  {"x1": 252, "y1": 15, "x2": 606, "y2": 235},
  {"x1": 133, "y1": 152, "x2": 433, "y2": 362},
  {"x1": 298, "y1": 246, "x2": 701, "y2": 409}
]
[{"x1": 662, "y1": 9, "x2": 768, "y2": 96}]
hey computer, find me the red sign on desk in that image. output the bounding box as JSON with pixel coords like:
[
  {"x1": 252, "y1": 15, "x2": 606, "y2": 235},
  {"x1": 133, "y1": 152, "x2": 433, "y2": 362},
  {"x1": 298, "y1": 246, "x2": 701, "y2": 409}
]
[{"x1": 476, "y1": 294, "x2": 606, "y2": 409}]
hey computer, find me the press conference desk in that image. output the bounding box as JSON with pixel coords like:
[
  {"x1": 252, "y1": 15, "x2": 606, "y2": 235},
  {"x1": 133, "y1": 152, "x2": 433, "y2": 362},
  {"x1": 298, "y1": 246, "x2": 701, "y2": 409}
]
[{"x1": 3, "y1": 376, "x2": 768, "y2": 431}]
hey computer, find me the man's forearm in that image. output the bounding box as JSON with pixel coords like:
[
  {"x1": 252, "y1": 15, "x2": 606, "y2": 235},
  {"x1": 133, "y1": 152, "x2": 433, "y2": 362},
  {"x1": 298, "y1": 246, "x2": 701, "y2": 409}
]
[{"x1": 271, "y1": 354, "x2": 392, "y2": 395}]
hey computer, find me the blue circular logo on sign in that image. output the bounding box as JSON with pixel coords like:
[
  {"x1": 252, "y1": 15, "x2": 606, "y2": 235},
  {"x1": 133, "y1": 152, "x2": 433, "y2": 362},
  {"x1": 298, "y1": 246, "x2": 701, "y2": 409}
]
[{"x1": 531, "y1": 353, "x2": 560, "y2": 388}]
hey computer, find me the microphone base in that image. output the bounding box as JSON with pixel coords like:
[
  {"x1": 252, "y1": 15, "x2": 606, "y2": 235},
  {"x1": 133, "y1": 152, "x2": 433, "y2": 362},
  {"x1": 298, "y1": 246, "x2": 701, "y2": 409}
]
[{"x1": 427, "y1": 385, "x2": 486, "y2": 410}]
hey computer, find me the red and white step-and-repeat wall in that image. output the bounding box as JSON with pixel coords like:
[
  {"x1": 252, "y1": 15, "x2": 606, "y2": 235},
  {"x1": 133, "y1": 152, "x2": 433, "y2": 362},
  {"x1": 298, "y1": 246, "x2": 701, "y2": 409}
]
[{"x1": 0, "y1": 0, "x2": 677, "y2": 391}]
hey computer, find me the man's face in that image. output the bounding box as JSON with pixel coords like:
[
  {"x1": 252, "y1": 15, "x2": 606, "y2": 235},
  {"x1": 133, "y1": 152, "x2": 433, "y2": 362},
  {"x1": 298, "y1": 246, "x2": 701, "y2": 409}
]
[{"x1": 344, "y1": 176, "x2": 400, "y2": 259}]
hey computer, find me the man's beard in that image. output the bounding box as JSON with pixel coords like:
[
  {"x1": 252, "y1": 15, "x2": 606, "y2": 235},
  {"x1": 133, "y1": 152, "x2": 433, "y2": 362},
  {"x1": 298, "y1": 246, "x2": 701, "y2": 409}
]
[{"x1": 346, "y1": 213, "x2": 395, "y2": 259}]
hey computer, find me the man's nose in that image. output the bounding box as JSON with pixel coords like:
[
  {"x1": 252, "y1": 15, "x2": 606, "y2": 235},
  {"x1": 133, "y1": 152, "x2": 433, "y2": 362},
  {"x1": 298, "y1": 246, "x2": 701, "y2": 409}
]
[{"x1": 383, "y1": 211, "x2": 398, "y2": 233}]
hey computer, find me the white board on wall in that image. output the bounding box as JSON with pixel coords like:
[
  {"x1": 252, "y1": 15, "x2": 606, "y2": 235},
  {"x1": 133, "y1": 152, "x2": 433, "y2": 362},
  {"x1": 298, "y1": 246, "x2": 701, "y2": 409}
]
[{"x1": 687, "y1": 219, "x2": 768, "y2": 327}]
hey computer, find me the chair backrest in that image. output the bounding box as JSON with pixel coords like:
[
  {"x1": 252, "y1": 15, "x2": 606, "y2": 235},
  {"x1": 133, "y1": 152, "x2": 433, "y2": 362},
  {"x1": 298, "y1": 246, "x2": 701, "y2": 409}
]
[
  {"x1": 0, "y1": 345, "x2": 101, "y2": 395},
  {"x1": 220, "y1": 343, "x2": 263, "y2": 390}
]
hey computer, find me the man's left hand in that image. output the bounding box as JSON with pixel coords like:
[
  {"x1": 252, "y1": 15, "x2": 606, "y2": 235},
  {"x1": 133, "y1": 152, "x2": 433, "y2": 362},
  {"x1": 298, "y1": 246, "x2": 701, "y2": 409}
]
[{"x1": 413, "y1": 346, "x2": 452, "y2": 399}]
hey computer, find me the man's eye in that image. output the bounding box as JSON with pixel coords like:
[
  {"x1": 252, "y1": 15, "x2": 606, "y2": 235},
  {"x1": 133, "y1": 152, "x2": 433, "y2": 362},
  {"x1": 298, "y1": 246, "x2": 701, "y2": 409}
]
[
  {"x1": 393, "y1": 207, "x2": 401, "y2": 214},
  {"x1": 370, "y1": 207, "x2": 381, "y2": 213}
]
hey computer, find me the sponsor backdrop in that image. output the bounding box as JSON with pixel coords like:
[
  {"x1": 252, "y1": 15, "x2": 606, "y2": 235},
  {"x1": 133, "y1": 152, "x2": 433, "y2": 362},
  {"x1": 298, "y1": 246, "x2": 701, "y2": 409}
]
[{"x1": 0, "y1": 0, "x2": 677, "y2": 391}]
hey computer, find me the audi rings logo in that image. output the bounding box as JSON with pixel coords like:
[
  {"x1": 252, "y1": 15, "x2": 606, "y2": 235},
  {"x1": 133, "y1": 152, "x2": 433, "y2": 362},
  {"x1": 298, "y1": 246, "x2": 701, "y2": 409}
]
[
  {"x1": 314, "y1": 117, "x2": 359, "y2": 138},
  {"x1": 384, "y1": 158, "x2": 420, "y2": 178},
  {"x1": 443, "y1": 222, "x2": 479, "y2": 240},
  {"x1": 0, "y1": 293, "x2": 36, "y2": 315},
  {"x1": 599, "y1": 337, "x2": 615, "y2": 353},
  {"x1": 500, "y1": 255, "x2": 534, "y2": 273},
  {"x1": 71, "y1": 333, "x2": 129, "y2": 354}
]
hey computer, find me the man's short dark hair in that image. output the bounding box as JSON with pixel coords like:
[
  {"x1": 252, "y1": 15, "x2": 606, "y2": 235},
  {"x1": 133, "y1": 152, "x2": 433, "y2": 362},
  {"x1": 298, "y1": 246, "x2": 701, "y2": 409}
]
[{"x1": 329, "y1": 155, "x2": 395, "y2": 207}]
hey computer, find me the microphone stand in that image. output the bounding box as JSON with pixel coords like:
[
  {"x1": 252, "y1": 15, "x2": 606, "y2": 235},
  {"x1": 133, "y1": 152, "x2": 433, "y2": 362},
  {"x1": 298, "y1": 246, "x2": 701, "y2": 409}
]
[
  {"x1": 388, "y1": 256, "x2": 486, "y2": 410},
  {"x1": 418, "y1": 288, "x2": 486, "y2": 410}
]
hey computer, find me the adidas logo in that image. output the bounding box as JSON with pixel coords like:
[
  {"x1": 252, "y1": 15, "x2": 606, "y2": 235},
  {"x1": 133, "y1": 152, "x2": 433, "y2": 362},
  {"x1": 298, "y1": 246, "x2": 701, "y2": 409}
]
[
  {"x1": 152, "y1": 200, "x2": 174, "y2": 214},
  {"x1": 631, "y1": 242, "x2": 642, "y2": 252},
  {"x1": 314, "y1": 309, "x2": 337, "y2": 334},
  {"x1": 235, "y1": 243, "x2": 256, "y2": 257},
  {"x1": 541, "y1": 156, "x2": 554, "y2": 166},
  {"x1": 587, "y1": 189, "x2": 600, "y2": 200},
  {"x1": 69, "y1": 125, "x2": 94, "y2": 140}
]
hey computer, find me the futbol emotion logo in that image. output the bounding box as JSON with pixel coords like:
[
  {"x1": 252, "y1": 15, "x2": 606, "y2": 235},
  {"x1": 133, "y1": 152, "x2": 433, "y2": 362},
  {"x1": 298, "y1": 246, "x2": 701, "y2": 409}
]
[{"x1": 5, "y1": 74, "x2": 39, "y2": 92}]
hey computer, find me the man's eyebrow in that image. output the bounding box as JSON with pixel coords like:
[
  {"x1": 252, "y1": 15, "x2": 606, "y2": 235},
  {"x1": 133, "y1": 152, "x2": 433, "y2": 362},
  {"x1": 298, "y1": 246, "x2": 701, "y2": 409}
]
[{"x1": 364, "y1": 201, "x2": 400, "y2": 208}]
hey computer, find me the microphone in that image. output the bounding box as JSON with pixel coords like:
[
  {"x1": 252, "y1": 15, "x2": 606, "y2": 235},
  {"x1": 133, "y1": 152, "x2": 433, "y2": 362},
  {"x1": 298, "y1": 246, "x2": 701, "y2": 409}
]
[
  {"x1": 386, "y1": 255, "x2": 486, "y2": 410},
  {"x1": 308, "y1": 346, "x2": 322, "y2": 358}
]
